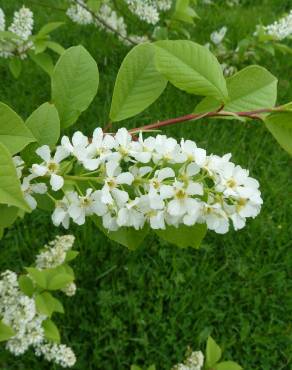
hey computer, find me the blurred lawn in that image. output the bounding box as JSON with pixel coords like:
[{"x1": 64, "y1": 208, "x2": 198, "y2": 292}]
[{"x1": 0, "y1": 1, "x2": 291, "y2": 369}]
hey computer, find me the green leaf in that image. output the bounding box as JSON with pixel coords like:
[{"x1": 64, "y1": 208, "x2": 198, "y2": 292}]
[
  {"x1": 173, "y1": 0, "x2": 199, "y2": 24},
  {"x1": 26, "y1": 267, "x2": 48, "y2": 289},
  {"x1": 214, "y1": 361, "x2": 243, "y2": 370},
  {"x1": 130, "y1": 366, "x2": 142, "y2": 370},
  {"x1": 206, "y1": 336, "x2": 222, "y2": 367},
  {"x1": 8, "y1": 58, "x2": 22, "y2": 78},
  {"x1": 46, "y1": 41, "x2": 65, "y2": 55},
  {"x1": 37, "y1": 22, "x2": 64, "y2": 37},
  {"x1": 93, "y1": 217, "x2": 149, "y2": 250},
  {"x1": 43, "y1": 319, "x2": 60, "y2": 343},
  {"x1": 35, "y1": 292, "x2": 64, "y2": 317},
  {"x1": 30, "y1": 52, "x2": 54, "y2": 76},
  {"x1": 65, "y1": 250, "x2": 79, "y2": 262},
  {"x1": 195, "y1": 65, "x2": 277, "y2": 113},
  {"x1": 25, "y1": 102, "x2": 60, "y2": 146},
  {"x1": 0, "y1": 31, "x2": 21, "y2": 40},
  {"x1": 52, "y1": 45, "x2": 99, "y2": 128},
  {"x1": 0, "y1": 321, "x2": 15, "y2": 342},
  {"x1": 0, "y1": 227, "x2": 4, "y2": 239},
  {"x1": 33, "y1": 39, "x2": 48, "y2": 54},
  {"x1": 18, "y1": 275, "x2": 34, "y2": 297},
  {"x1": 0, "y1": 102, "x2": 35, "y2": 155},
  {"x1": 87, "y1": 0, "x2": 102, "y2": 12},
  {"x1": 155, "y1": 224, "x2": 207, "y2": 248},
  {"x1": 110, "y1": 43, "x2": 167, "y2": 122},
  {"x1": 154, "y1": 40, "x2": 228, "y2": 101},
  {"x1": 0, "y1": 143, "x2": 31, "y2": 211},
  {"x1": 47, "y1": 272, "x2": 74, "y2": 291},
  {"x1": 0, "y1": 205, "x2": 19, "y2": 227},
  {"x1": 265, "y1": 112, "x2": 292, "y2": 155}
]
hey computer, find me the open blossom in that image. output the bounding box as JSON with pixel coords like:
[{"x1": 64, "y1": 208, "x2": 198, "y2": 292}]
[
  {"x1": 211, "y1": 26, "x2": 228, "y2": 45},
  {"x1": 23, "y1": 128, "x2": 263, "y2": 235},
  {"x1": 32, "y1": 145, "x2": 69, "y2": 191},
  {"x1": 0, "y1": 8, "x2": 5, "y2": 31},
  {"x1": 21, "y1": 175, "x2": 47, "y2": 210}
]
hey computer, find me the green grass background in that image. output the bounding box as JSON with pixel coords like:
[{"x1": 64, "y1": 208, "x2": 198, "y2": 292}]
[{"x1": 0, "y1": 0, "x2": 291, "y2": 369}]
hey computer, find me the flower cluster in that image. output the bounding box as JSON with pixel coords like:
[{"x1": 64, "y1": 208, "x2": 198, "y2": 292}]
[
  {"x1": 0, "y1": 236, "x2": 77, "y2": 367},
  {"x1": 66, "y1": 0, "x2": 153, "y2": 44},
  {"x1": 35, "y1": 235, "x2": 77, "y2": 297},
  {"x1": 172, "y1": 350, "x2": 204, "y2": 370},
  {"x1": 125, "y1": 0, "x2": 172, "y2": 25},
  {"x1": 17, "y1": 128, "x2": 263, "y2": 235},
  {"x1": 255, "y1": 9, "x2": 292, "y2": 41},
  {"x1": 0, "y1": 6, "x2": 34, "y2": 59}
]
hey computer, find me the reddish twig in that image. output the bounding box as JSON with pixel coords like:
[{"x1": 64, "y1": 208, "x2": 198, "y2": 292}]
[{"x1": 129, "y1": 107, "x2": 279, "y2": 134}]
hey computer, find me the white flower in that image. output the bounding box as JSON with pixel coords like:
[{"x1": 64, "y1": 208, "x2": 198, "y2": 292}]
[
  {"x1": 163, "y1": 180, "x2": 203, "y2": 218},
  {"x1": 52, "y1": 197, "x2": 71, "y2": 229},
  {"x1": 85, "y1": 127, "x2": 117, "y2": 170},
  {"x1": 153, "y1": 135, "x2": 185, "y2": 164},
  {"x1": 101, "y1": 160, "x2": 134, "y2": 205},
  {"x1": 21, "y1": 175, "x2": 47, "y2": 210},
  {"x1": 68, "y1": 189, "x2": 106, "y2": 225},
  {"x1": 148, "y1": 167, "x2": 175, "y2": 210},
  {"x1": 138, "y1": 195, "x2": 166, "y2": 229},
  {"x1": 117, "y1": 198, "x2": 145, "y2": 229},
  {"x1": 203, "y1": 202, "x2": 229, "y2": 234},
  {"x1": 61, "y1": 131, "x2": 89, "y2": 162},
  {"x1": 32, "y1": 145, "x2": 69, "y2": 191},
  {"x1": 180, "y1": 139, "x2": 207, "y2": 167},
  {"x1": 35, "y1": 342, "x2": 76, "y2": 368},
  {"x1": 210, "y1": 26, "x2": 228, "y2": 45},
  {"x1": 62, "y1": 282, "x2": 77, "y2": 297}
]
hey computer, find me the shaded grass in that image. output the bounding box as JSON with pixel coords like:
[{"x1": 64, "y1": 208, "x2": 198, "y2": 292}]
[{"x1": 0, "y1": 0, "x2": 291, "y2": 369}]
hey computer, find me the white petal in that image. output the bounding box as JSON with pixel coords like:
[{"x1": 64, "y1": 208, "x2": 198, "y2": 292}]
[
  {"x1": 116, "y1": 172, "x2": 134, "y2": 185},
  {"x1": 83, "y1": 158, "x2": 100, "y2": 171},
  {"x1": 68, "y1": 204, "x2": 82, "y2": 220},
  {"x1": 50, "y1": 174, "x2": 64, "y2": 191},
  {"x1": 52, "y1": 208, "x2": 67, "y2": 226},
  {"x1": 160, "y1": 185, "x2": 174, "y2": 199},
  {"x1": 194, "y1": 148, "x2": 207, "y2": 166},
  {"x1": 187, "y1": 182, "x2": 203, "y2": 196},
  {"x1": 106, "y1": 160, "x2": 119, "y2": 178},
  {"x1": 72, "y1": 131, "x2": 89, "y2": 147},
  {"x1": 186, "y1": 163, "x2": 200, "y2": 176},
  {"x1": 168, "y1": 199, "x2": 185, "y2": 216},
  {"x1": 25, "y1": 194, "x2": 37, "y2": 210},
  {"x1": 32, "y1": 183, "x2": 47, "y2": 194},
  {"x1": 36, "y1": 145, "x2": 51, "y2": 162},
  {"x1": 101, "y1": 187, "x2": 113, "y2": 205},
  {"x1": 32, "y1": 164, "x2": 48, "y2": 176},
  {"x1": 61, "y1": 136, "x2": 73, "y2": 152},
  {"x1": 157, "y1": 167, "x2": 175, "y2": 181},
  {"x1": 112, "y1": 188, "x2": 129, "y2": 206},
  {"x1": 54, "y1": 146, "x2": 70, "y2": 163},
  {"x1": 150, "y1": 212, "x2": 165, "y2": 229}
]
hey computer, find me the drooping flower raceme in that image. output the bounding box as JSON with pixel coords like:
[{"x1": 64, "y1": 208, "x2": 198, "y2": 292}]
[
  {"x1": 17, "y1": 128, "x2": 263, "y2": 235},
  {"x1": 125, "y1": 0, "x2": 172, "y2": 25},
  {"x1": 0, "y1": 6, "x2": 34, "y2": 59},
  {"x1": 0, "y1": 236, "x2": 77, "y2": 368},
  {"x1": 66, "y1": 0, "x2": 155, "y2": 44},
  {"x1": 255, "y1": 9, "x2": 292, "y2": 40}
]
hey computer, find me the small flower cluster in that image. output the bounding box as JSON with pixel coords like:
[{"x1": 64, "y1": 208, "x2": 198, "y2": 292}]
[
  {"x1": 172, "y1": 350, "x2": 204, "y2": 370},
  {"x1": 17, "y1": 128, "x2": 263, "y2": 235},
  {"x1": 66, "y1": 0, "x2": 150, "y2": 44},
  {"x1": 0, "y1": 6, "x2": 34, "y2": 59},
  {"x1": 35, "y1": 235, "x2": 75, "y2": 269},
  {"x1": 35, "y1": 235, "x2": 77, "y2": 297},
  {"x1": 0, "y1": 236, "x2": 77, "y2": 367},
  {"x1": 125, "y1": 0, "x2": 172, "y2": 25},
  {"x1": 210, "y1": 26, "x2": 228, "y2": 46},
  {"x1": 255, "y1": 9, "x2": 292, "y2": 41}
]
